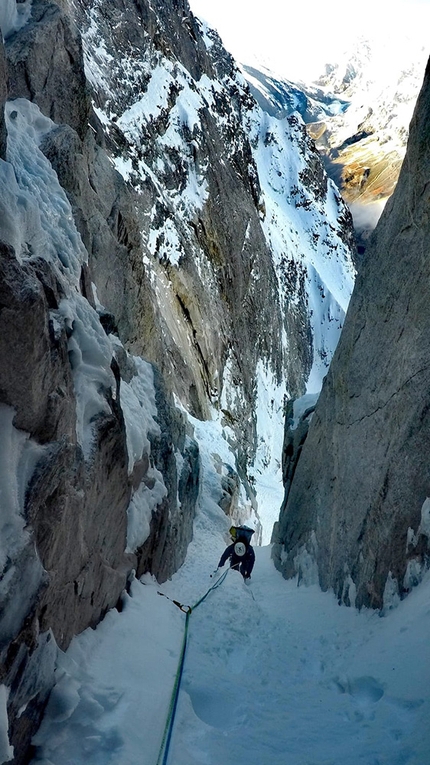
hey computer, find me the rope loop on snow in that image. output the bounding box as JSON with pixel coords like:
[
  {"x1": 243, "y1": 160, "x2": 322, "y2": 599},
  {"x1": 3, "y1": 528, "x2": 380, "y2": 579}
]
[
  {"x1": 155, "y1": 568, "x2": 229, "y2": 765},
  {"x1": 157, "y1": 591, "x2": 192, "y2": 612}
]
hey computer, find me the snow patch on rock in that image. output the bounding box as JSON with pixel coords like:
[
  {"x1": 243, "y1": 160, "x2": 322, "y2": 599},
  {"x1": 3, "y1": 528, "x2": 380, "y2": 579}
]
[{"x1": 0, "y1": 685, "x2": 13, "y2": 763}]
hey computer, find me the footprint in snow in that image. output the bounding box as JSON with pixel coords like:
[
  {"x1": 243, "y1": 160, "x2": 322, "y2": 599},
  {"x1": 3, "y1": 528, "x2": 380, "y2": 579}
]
[
  {"x1": 335, "y1": 675, "x2": 385, "y2": 703},
  {"x1": 185, "y1": 684, "x2": 242, "y2": 729},
  {"x1": 334, "y1": 675, "x2": 385, "y2": 722}
]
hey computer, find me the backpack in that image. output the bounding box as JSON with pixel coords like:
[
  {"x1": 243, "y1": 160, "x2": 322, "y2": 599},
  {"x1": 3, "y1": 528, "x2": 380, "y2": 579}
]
[{"x1": 229, "y1": 525, "x2": 254, "y2": 547}]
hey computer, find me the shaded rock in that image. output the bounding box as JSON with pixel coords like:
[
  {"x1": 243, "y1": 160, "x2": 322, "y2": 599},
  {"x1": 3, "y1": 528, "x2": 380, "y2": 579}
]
[
  {"x1": 0, "y1": 241, "x2": 133, "y2": 760},
  {"x1": 5, "y1": 0, "x2": 91, "y2": 139},
  {"x1": 219, "y1": 464, "x2": 241, "y2": 517},
  {"x1": 39, "y1": 121, "x2": 155, "y2": 348},
  {"x1": 0, "y1": 540, "x2": 46, "y2": 654},
  {"x1": 3, "y1": 630, "x2": 57, "y2": 764},
  {"x1": 29, "y1": 414, "x2": 131, "y2": 647},
  {"x1": 272, "y1": 399, "x2": 316, "y2": 547},
  {"x1": 0, "y1": 242, "x2": 73, "y2": 443},
  {"x1": 136, "y1": 367, "x2": 199, "y2": 583}
]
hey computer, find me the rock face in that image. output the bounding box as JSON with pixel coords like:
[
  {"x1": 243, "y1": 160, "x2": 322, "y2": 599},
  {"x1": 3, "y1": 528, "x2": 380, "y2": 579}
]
[
  {"x1": 72, "y1": 0, "x2": 285, "y2": 435},
  {"x1": 66, "y1": 0, "x2": 354, "y2": 494},
  {"x1": 273, "y1": 57, "x2": 430, "y2": 611},
  {"x1": 6, "y1": 0, "x2": 90, "y2": 137}
]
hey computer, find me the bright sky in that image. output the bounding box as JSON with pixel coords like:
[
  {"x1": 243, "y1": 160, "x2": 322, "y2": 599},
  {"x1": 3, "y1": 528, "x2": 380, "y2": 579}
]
[{"x1": 188, "y1": 0, "x2": 430, "y2": 81}]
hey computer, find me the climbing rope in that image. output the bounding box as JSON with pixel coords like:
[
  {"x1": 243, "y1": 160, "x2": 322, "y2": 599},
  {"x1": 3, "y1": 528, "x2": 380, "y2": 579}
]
[{"x1": 155, "y1": 569, "x2": 229, "y2": 765}]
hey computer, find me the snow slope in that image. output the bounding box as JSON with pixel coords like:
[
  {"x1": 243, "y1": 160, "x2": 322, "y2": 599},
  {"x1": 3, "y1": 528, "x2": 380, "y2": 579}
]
[
  {"x1": 247, "y1": 107, "x2": 355, "y2": 392},
  {"x1": 31, "y1": 427, "x2": 430, "y2": 765}
]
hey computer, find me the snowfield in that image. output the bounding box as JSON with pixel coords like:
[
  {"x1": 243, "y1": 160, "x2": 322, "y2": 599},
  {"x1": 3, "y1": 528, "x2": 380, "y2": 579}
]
[{"x1": 30, "y1": 465, "x2": 430, "y2": 765}]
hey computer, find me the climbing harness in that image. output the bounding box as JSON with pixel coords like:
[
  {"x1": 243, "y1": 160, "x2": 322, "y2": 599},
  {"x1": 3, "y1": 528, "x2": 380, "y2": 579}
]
[{"x1": 155, "y1": 568, "x2": 229, "y2": 765}]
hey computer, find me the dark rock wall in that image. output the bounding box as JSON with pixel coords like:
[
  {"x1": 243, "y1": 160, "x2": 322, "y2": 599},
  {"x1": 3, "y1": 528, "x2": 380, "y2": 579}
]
[
  {"x1": 136, "y1": 369, "x2": 200, "y2": 582},
  {"x1": 273, "y1": 58, "x2": 430, "y2": 610},
  {"x1": 0, "y1": 233, "x2": 130, "y2": 760},
  {"x1": 6, "y1": 0, "x2": 90, "y2": 138}
]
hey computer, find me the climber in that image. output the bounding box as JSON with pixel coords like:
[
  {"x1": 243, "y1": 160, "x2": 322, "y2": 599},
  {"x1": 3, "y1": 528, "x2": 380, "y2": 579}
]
[{"x1": 217, "y1": 525, "x2": 255, "y2": 581}]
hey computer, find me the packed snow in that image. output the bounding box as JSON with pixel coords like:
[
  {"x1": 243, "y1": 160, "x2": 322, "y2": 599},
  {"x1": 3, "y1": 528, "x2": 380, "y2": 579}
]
[
  {"x1": 248, "y1": 361, "x2": 286, "y2": 542},
  {"x1": 30, "y1": 423, "x2": 430, "y2": 765}
]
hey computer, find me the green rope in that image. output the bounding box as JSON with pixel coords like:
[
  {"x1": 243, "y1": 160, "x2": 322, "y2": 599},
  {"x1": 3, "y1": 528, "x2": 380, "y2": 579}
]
[
  {"x1": 155, "y1": 569, "x2": 229, "y2": 765},
  {"x1": 191, "y1": 568, "x2": 229, "y2": 609},
  {"x1": 155, "y1": 609, "x2": 191, "y2": 765}
]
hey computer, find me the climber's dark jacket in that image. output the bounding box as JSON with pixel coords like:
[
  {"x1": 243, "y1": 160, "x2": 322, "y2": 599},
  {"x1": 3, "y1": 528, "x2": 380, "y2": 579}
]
[{"x1": 218, "y1": 543, "x2": 255, "y2": 578}]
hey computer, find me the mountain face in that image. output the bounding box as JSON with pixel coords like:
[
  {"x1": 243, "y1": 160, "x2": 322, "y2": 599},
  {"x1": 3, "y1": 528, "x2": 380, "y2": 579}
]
[
  {"x1": 273, "y1": 57, "x2": 430, "y2": 612},
  {"x1": 35, "y1": 0, "x2": 356, "y2": 525},
  {"x1": 0, "y1": 0, "x2": 356, "y2": 761},
  {"x1": 244, "y1": 38, "x2": 428, "y2": 251},
  {"x1": 244, "y1": 64, "x2": 349, "y2": 125}
]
